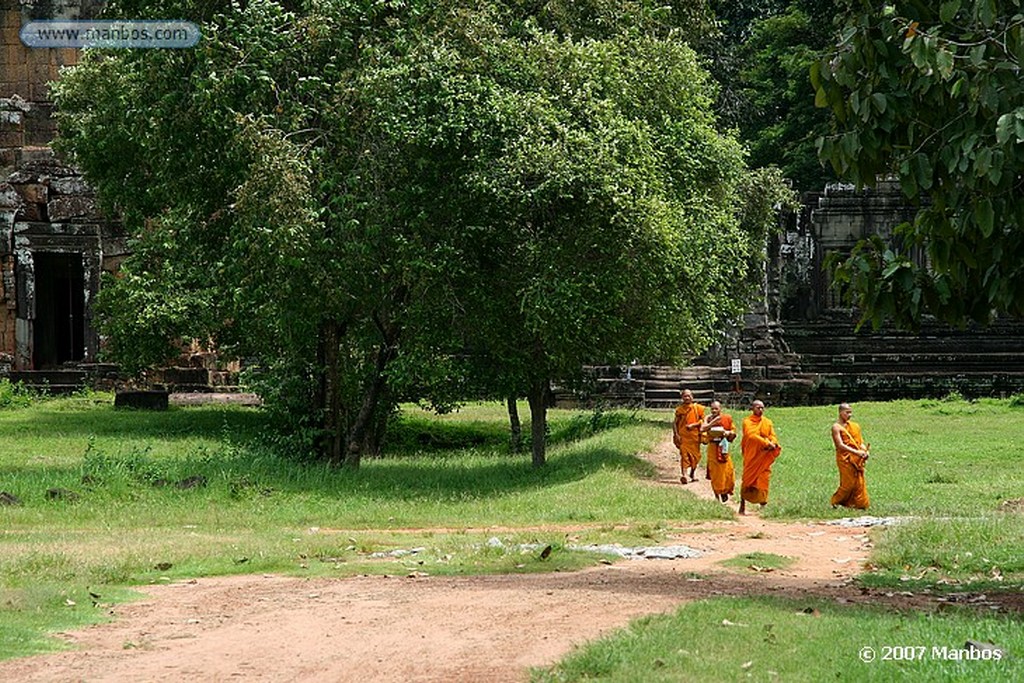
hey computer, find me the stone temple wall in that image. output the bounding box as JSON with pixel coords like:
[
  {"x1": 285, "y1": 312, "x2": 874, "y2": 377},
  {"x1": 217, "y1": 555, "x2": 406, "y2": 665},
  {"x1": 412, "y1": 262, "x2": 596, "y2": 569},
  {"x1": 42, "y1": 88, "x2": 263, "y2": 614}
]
[
  {"x1": 777, "y1": 182, "x2": 1024, "y2": 403},
  {"x1": 1, "y1": 0, "x2": 125, "y2": 372}
]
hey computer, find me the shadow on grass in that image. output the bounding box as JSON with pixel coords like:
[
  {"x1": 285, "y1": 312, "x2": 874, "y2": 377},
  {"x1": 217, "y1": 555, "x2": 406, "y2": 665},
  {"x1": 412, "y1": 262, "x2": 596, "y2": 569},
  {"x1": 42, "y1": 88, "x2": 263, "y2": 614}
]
[
  {"x1": 0, "y1": 440, "x2": 651, "y2": 505},
  {"x1": 0, "y1": 403, "x2": 265, "y2": 441}
]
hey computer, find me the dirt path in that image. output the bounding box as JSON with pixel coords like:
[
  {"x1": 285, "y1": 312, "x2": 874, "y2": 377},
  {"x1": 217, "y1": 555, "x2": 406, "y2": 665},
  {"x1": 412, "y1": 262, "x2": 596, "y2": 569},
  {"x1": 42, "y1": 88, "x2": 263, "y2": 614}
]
[{"x1": 0, "y1": 436, "x2": 968, "y2": 682}]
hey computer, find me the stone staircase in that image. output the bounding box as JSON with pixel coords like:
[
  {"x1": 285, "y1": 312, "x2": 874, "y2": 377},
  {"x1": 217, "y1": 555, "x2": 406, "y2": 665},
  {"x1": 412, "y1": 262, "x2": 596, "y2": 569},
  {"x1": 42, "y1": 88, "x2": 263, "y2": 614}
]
[
  {"x1": 784, "y1": 317, "x2": 1024, "y2": 403},
  {"x1": 556, "y1": 362, "x2": 815, "y2": 409},
  {"x1": 7, "y1": 364, "x2": 120, "y2": 394},
  {"x1": 6, "y1": 363, "x2": 244, "y2": 395}
]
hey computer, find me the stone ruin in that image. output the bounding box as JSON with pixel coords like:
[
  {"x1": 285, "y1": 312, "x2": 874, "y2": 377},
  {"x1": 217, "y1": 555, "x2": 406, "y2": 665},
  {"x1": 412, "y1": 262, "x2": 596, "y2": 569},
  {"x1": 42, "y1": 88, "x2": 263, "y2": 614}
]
[
  {"x1": 0, "y1": 0, "x2": 239, "y2": 393},
  {"x1": 568, "y1": 181, "x2": 1024, "y2": 408}
]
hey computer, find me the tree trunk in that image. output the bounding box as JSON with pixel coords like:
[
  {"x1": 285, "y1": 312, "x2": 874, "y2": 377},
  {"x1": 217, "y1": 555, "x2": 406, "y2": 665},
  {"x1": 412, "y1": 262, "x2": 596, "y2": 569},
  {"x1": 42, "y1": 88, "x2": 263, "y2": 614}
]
[
  {"x1": 506, "y1": 395, "x2": 522, "y2": 453},
  {"x1": 526, "y1": 378, "x2": 548, "y2": 467},
  {"x1": 343, "y1": 343, "x2": 394, "y2": 469},
  {"x1": 362, "y1": 385, "x2": 391, "y2": 457},
  {"x1": 321, "y1": 320, "x2": 345, "y2": 465}
]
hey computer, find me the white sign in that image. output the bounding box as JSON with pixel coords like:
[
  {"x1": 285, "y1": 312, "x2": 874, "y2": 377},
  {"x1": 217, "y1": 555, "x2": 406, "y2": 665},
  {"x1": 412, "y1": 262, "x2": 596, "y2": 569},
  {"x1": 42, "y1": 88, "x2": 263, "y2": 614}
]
[{"x1": 730, "y1": 358, "x2": 742, "y2": 374}]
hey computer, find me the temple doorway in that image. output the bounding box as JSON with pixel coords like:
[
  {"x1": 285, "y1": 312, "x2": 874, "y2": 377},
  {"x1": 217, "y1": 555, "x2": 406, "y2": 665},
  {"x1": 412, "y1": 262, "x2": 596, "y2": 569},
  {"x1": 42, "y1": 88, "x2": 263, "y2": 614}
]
[{"x1": 32, "y1": 251, "x2": 86, "y2": 368}]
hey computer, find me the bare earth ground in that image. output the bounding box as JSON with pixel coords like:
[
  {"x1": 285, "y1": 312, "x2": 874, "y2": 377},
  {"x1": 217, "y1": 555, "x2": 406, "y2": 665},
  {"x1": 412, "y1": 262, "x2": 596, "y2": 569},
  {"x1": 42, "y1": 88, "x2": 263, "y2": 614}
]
[{"x1": 1, "y1": 436, "x2": 1016, "y2": 682}]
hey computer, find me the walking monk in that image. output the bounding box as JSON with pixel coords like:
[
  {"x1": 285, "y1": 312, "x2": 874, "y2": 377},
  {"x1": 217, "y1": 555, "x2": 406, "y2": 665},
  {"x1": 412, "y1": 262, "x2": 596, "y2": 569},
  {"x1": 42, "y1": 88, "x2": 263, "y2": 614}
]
[
  {"x1": 701, "y1": 400, "x2": 736, "y2": 502},
  {"x1": 830, "y1": 403, "x2": 870, "y2": 509},
  {"x1": 672, "y1": 389, "x2": 705, "y2": 484},
  {"x1": 739, "y1": 399, "x2": 782, "y2": 515}
]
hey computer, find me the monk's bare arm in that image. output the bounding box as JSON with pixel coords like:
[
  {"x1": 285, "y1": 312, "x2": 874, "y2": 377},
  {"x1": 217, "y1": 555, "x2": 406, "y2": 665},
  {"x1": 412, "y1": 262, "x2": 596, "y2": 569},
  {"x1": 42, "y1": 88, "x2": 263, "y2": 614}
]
[{"x1": 833, "y1": 423, "x2": 867, "y2": 456}]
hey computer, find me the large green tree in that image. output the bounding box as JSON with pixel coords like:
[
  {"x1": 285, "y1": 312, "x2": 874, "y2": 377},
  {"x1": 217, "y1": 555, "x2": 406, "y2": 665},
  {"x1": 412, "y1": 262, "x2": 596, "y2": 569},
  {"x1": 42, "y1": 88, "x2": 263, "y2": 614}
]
[
  {"x1": 55, "y1": 0, "x2": 787, "y2": 466},
  {"x1": 814, "y1": 0, "x2": 1024, "y2": 327}
]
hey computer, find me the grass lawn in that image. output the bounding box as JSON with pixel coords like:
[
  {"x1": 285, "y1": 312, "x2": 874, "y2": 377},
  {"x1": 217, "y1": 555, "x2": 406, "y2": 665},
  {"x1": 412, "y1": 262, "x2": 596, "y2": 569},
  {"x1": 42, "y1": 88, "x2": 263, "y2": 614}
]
[
  {"x1": 533, "y1": 596, "x2": 1024, "y2": 682},
  {"x1": 1, "y1": 392, "x2": 1022, "y2": 667}
]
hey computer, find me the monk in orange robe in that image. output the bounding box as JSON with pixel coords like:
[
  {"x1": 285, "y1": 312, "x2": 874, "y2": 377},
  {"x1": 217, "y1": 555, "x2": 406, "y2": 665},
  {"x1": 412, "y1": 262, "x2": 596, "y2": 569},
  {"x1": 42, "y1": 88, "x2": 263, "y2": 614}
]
[
  {"x1": 701, "y1": 400, "x2": 736, "y2": 502},
  {"x1": 672, "y1": 389, "x2": 705, "y2": 484},
  {"x1": 739, "y1": 399, "x2": 781, "y2": 515},
  {"x1": 830, "y1": 402, "x2": 870, "y2": 509}
]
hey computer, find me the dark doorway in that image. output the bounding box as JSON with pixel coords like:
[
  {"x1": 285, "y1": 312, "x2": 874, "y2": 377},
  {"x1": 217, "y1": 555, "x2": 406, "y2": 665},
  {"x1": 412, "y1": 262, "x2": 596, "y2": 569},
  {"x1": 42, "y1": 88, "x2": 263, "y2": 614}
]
[{"x1": 33, "y1": 252, "x2": 86, "y2": 368}]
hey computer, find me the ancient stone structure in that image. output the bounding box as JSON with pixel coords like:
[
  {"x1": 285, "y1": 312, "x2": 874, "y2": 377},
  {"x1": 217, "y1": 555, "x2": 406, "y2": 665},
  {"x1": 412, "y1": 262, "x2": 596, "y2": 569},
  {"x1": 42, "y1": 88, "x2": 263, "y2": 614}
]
[
  {"x1": 784, "y1": 182, "x2": 1024, "y2": 404},
  {"x1": 1, "y1": 0, "x2": 125, "y2": 382},
  {"x1": 576, "y1": 182, "x2": 1024, "y2": 408}
]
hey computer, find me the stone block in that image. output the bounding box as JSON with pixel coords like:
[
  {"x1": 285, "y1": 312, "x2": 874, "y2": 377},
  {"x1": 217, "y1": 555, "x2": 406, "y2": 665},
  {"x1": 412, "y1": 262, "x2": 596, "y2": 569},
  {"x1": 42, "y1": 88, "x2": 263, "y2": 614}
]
[
  {"x1": 0, "y1": 183, "x2": 18, "y2": 207},
  {"x1": 12, "y1": 182, "x2": 46, "y2": 204},
  {"x1": 14, "y1": 202, "x2": 44, "y2": 221},
  {"x1": 0, "y1": 129, "x2": 23, "y2": 148},
  {"x1": 15, "y1": 146, "x2": 55, "y2": 167},
  {"x1": 0, "y1": 148, "x2": 16, "y2": 170},
  {"x1": 49, "y1": 176, "x2": 92, "y2": 195},
  {"x1": 48, "y1": 195, "x2": 96, "y2": 220},
  {"x1": 114, "y1": 390, "x2": 170, "y2": 410}
]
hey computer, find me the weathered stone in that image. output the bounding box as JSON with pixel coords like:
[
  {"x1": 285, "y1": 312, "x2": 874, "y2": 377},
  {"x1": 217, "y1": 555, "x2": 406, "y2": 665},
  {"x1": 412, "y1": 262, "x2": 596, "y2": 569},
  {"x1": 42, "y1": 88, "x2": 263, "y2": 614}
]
[
  {"x1": 11, "y1": 181, "x2": 46, "y2": 204},
  {"x1": 47, "y1": 195, "x2": 97, "y2": 220},
  {"x1": 0, "y1": 183, "x2": 18, "y2": 207},
  {"x1": 114, "y1": 390, "x2": 170, "y2": 410},
  {"x1": 49, "y1": 176, "x2": 92, "y2": 196},
  {"x1": 15, "y1": 202, "x2": 44, "y2": 220}
]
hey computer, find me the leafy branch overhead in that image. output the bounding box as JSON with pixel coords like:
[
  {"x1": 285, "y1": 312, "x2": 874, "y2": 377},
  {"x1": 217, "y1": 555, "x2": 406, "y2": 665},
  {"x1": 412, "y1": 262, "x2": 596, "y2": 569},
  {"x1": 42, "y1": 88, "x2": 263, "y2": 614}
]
[{"x1": 815, "y1": 0, "x2": 1024, "y2": 328}]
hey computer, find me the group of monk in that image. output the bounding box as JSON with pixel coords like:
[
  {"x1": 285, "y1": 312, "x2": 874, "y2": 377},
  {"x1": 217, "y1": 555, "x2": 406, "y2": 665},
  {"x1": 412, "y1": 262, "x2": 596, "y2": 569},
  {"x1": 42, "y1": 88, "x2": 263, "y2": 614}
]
[{"x1": 672, "y1": 390, "x2": 870, "y2": 514}]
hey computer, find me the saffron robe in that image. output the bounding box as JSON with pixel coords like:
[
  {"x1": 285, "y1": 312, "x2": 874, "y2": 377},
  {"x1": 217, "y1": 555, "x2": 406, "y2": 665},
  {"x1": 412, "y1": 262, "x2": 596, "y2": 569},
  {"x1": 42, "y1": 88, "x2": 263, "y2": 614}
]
[
  {"x1": 831, "y1": 420, "x2": 869, "y2": 509},
  {"x1": 740, "y1": 414, "x2": 781, "y2": 505},
  {"x1": 707, "y1": 414, "x2": 736, "y2": 497},
  {"x1": 673, "y1": 402, "x2": 705, "y2": 474}
]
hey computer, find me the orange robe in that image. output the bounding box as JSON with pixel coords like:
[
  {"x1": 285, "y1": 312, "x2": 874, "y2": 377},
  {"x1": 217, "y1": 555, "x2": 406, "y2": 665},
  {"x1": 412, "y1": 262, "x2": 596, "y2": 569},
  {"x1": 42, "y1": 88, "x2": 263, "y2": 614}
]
[
  {"x1": 707, "y1": 414, "x2": 736, "y2": 497},
  {"x1": 740, "y1": 415, "x2": 781, "y2": 505},
  {"x1": 673, "y1": 403, "x2": 705, "y2": 474},
  {"x1": 831, "y1": 420, "x2": 869, "y2": 509}
]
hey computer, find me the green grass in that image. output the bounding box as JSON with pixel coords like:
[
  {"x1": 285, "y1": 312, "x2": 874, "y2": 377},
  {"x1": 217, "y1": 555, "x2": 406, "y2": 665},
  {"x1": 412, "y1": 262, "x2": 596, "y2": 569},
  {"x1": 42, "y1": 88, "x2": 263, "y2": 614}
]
[
  {"x1": 2, "y1": 394, "x2": 1024, "y2": 662},
  {"x1": 729, "y1": 398, "x2": 1024, "y2": 591},
  {"x1": 739, "y1": 398, "x2": 1024, "y2": 520},
  {"x1": 533, "y1": 596, "x2": 1024, "y2": 682},
  {"x1": 719, "y1": 552, "x2": 795, "y2": 572}
]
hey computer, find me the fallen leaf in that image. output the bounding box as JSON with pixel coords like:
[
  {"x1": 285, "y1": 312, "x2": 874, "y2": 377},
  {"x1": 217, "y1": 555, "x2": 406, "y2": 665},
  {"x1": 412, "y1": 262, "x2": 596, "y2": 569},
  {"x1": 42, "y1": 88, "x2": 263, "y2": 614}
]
[{"x1": 741, "y1": 661, "x2": 754, "y2": 670}]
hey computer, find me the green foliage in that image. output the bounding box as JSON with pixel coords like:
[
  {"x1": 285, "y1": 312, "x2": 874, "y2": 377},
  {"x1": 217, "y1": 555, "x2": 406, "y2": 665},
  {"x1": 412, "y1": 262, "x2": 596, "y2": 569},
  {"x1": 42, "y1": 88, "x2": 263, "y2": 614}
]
[
  {"x1": 53, "y1": 0, "x2": 787, "y2": 465},
  {"x1": 815, "y1": 0, "x2": 1024, "y2": 327},
  {"x1": 704, "y1": 1, "x2": 840, "y2": 192},
  {"x1": 0, "y1": 379, "x2": 35, "y2": 409},
  {"x1": 557, "y1": 408, "x2": 645, "y2": 443},
  {"x1": 736, "y1": 3, "x2": 839, "y2": 191}
]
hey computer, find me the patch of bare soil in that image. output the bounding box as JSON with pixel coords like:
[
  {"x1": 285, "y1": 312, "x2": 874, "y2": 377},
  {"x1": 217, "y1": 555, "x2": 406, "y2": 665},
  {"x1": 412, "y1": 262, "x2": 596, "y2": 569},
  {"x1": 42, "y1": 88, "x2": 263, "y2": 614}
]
[{"x1": 0, "y1": 436, "x2": 1015, "y2": 682}]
